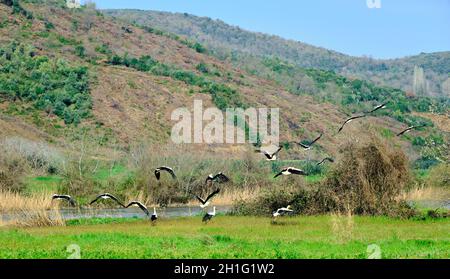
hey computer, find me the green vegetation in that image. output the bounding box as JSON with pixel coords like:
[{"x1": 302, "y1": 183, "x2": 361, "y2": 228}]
[
  {"x1": 25, "y1": 175, "x2": 62, "y2": 194},
  {"x1": 3, "y1": 0, "x2": 34, "y2": 19},
  {"x1": 0, "y1": 42, "x2": 91, "y2": 124},
  {"x1": 303, "y1": 68, "x2": 447, "y2": 125},
  {"x1": 109, "y1": 53, "x2": 245, "y2": 110},
  {"x1": 141, "y1": 25, "x2": 207, "y2": 54},
  {"x1": 0, "y1": 216, "x2": 448, "y2": 258}
]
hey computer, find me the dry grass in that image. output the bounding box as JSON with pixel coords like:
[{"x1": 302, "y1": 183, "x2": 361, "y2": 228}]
[
  {"x1": 11, "y1": 210, "x2": 65, "y2": 228},
  {"x1": 330, "y1": 206, "x2": 354, "y2": 243},
  {"x1": 0, "y1": 190, "x2": 65, "y2": 228},
  {"x1": 187, "y1": 187, "x2": 262, "y2": 206},
  {"x1": 399, "y1": 186, "x2": 450, "y2": 202},
  {"x1": 0, "y1": 190, "x2": 52, "y2": 212}
]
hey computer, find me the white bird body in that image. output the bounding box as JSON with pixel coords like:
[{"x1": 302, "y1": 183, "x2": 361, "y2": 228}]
[
  {"x1": 264, "y1": 151, "x2": 277, "y2": 161},
  {"x1": 272, "y1": 206, "x2": 294, "y2": 217},
  {"x1": 202, "y1": 206, "x2": 216, "y2": 223},
  {"x1": 256, "y1": 146, "x2": 282, "y2": 161},
  {"x1": 151, "y1": 207, "x2": 158, "y2": 222},
  {"x1": 200, "y1": 201, "x2": 210, "y2": 209}
]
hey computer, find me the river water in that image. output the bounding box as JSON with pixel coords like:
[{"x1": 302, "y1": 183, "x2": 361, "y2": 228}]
[
  {"x1": 1, "y1": 200, "x2": 448, "y2": 223},
  {"x1": 0, "y1": 205, "x2": 233, "y2": 222}
]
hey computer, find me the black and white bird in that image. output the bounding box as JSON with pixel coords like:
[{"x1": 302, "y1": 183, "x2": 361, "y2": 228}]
[
  {"x1": 205, "y1": 172, "x2": 230, "y2": 185},
  {"x1": 366, "y1": 102, "x2": 388, "y2": 114},
  {"x1": 255, "y1": 146, "x2": 283, "y2": 161},
  {"x1": 296, "y1": 133, "x2": 323, "y2": 150},
  {"x1": 317, "y1": 157, "x2": 335, "y2": 166},
  {"x1": 396, "y1": 125, "x2": 427, "y2": 137},
  {"x1": 52, "y1": 194, "x2": 76, "y2": 207},
  {"x1": 272, "y1": 205, "x2": 294, "y2": 218},
  {"x1": 126, "y1": 201, "x2": 150, "y2": 216},
  {"x1": 150, "y1": 207, "x2": 158, "y2": 223},
  {"x1": 89, "y1": 193, "x2": 125, "y2": 208},
  {"x1": 154, "y1": 166, "x2": 176, "y2": 180},
  {"x1": 202, "y1": 206, "x2": 216, "y2": 223},
  {"x1": 194, "y1": 189, "x2": 220, "y2": 209},
  {"x1": 337, "y1": 114, "x2": 366, "y2": 133},
  {"x1": 274, "y1": 167, "x2": 307, "y2": 178}
]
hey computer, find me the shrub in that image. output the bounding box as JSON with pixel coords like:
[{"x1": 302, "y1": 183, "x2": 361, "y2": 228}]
[
  {"x1": 0, "y1": 42, "x2": 91, "y2": 124},
  {"x1": 414, "y1": 156, "x2": 439, "y2": 170},
  {"x1": 320, "y1": 137, "x2": 410, "y2": 215},
  {"x1": 427, "y1": 164, "x2": 450, "y2": 188},
  {"x1": 1, "y1": 137, "x2": 63, "y2": 174},
  {"x1": 234, "y1": 137, "x2": 413, "y2": 217},
  {"x1": 74, "y1": 45, "x2": 85, "y2": 58},
  {"x1": 193, "y1": 42, "x2": 206, "y2": 53}
]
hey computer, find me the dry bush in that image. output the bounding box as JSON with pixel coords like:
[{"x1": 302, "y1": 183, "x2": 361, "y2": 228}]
[
  {"x1": 0, "y1": 149, "x2": 27, "y2": 192},
  {"x1": 427, "y1": 163, "x2": 450, "y2": 188},
  {"x1": 233, "y1": 136, "x2": 415, "y2": 217},
  {"x1": 0, "y1": 190, "x2": 52, "y2": 212},
  {"x1": 320, "y1": 137, "x2": 411, "y2": 215},
  {"x1": 0, "y1": 137, "x2": 63, "y2": 192},
  {"x1": 1, "y1": 137, "x2": 63, "y2": 174}
]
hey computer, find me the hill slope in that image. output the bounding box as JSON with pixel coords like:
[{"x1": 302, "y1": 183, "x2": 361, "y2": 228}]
[
  {"x1": 104, "y1": 9, "x2": 450, "y2": 98},
  {"x1": 0, "y1": 1, "x2": 447, "y2": 166}
]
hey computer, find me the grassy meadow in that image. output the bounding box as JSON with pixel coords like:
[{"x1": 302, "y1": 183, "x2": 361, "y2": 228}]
[{"x1": 0, "y1": 216, "x2": 448, "y2": 259}]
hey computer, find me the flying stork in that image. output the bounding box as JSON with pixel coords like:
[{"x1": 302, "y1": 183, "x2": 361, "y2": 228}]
[
  {"x1": 205, "y1": 172, "x2": 230, "y2": 185},
  {"x1": 202, "y1": 206, "x2": 216, "y2": 223},
  {"x1": 126, "y1": 201, "x2": 150, "y2": 216},
  {"x1": 337, "y1": 114, "x2": 367, "y2": 133},
  {"x1": 52, "y1": 194, "x2": 77, "y2": 207},
  {"x1": 296, "y1": 133, "x2": 323, "y2": 150},
  {"x1": 397, "y1": 125, "x2": 427, "y2": 137},
  {"x1": 154, "y1": 166, "x2": 176, "y2": 180},
  {"x1": 272, "y1": 205, "x2": 294, "y2": 218},
  {"x1": 89, "y1": 193, "x2": 125, "y2": 208},
  {"x1": 317, "y1": 157, "x2": 335, "y2": 166},
  {"x1": 274, "y1": 167, "x2": 307, "y2": 178},
  {"x1": 255, "y1": 146, "x2": 283, "y2": 161},
  {"x1": 366, "y1": 102, "x2": 388, "y2": 114},
  {"x1": 194, "y1": 188, "x2": 220, "y2": 209}
]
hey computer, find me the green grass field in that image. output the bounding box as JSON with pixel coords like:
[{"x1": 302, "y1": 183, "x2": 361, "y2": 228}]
[{"x1": 0, "y1": 216, "x2": 448, "y2": 259}]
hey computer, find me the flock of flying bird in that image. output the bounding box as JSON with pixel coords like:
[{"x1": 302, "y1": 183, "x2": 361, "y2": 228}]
[
  {"x1": 52, "y1": 168, "x2": 230, "y2": 224},
  {"x1": 52, "y1": 101, "x2": 429, "y2": 223}
]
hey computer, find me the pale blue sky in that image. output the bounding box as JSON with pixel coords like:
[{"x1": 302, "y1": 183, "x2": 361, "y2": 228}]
[{"x1": 85, "y1": 0, "x2": 450, "y2": 59}]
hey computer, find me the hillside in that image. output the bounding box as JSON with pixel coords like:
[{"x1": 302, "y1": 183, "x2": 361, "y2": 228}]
[
  {"x1": 0, "y1": 0, "x2": 447, "y2": 167},
  {"x1": 104, "y1": 9, "x2": 450, "y2": 98}
]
